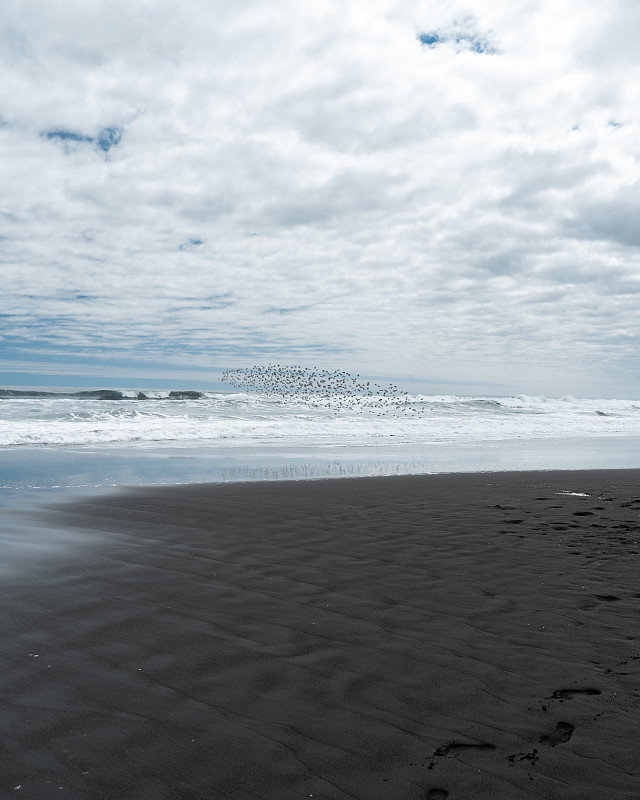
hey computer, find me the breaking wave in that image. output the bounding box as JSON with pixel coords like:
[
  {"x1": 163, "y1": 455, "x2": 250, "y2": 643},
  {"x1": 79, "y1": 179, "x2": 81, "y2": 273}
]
[{"x1": 0, "y1": 389, "x2": 638, "y2": 448}]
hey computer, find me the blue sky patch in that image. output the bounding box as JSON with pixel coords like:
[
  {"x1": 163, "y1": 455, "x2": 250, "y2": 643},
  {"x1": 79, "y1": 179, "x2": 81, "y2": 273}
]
[
  {"x1": 42, "y1": 126, "x2": 123, "y2": 153},
  {"x1": 97, "y1": 127, "x2": 123, "y2": 151},
  {"x1": 418, "y1": 25, "x2": 496, "y2": 54},
  {"x1": 179, "y1": 238, "x2": 205, "y2": 250},
  {"x1": 418, "y1": 32, "x2": 442, "y2": 46},
  {"x1": 43, "y1": 128, "x2": 93, "y2": 144}
]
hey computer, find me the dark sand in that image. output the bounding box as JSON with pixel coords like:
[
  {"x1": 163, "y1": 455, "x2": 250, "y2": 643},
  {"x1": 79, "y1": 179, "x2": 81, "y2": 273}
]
[{"x1": 2, "y1": 471, "x2": 640, "y2": 800}]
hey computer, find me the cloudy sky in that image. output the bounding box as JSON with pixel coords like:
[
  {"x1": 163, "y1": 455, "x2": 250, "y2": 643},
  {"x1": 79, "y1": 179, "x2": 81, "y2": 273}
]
[{"x1": 1, "y1": 0, "x2": 639, "y2": 396}]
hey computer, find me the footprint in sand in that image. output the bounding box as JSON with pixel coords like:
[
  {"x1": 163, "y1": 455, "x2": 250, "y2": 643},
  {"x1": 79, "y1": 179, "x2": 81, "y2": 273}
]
[
  {"x1": 506, "y1": 748, "x2": 539, "y2": 765},
  {"x1": 549, "y1": 688, "x2": 601, "y2": 700},
  {"x1": 433, "y1": 741, "x2": 496, "y2": 757},
  {"x1": 539, "y1": 721, "x2": 574, "y2": 746}
]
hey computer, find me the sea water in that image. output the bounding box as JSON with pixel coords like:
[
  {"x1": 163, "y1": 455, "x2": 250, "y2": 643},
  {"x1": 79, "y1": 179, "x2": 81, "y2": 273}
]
[{"x1": 1, "y1": 389, "x2": 639, "y2": 488}]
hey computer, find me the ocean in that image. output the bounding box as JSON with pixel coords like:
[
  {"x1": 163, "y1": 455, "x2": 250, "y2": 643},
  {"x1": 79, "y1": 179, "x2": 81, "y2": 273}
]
[{"x1": 1, "y1": 387, "x2": 640, "y2": 490}]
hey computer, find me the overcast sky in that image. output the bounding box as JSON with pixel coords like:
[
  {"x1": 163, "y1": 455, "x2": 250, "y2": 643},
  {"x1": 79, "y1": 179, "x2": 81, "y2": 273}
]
[{"x1": 1, "y1": 0, "x2": 639, "y2": 396}]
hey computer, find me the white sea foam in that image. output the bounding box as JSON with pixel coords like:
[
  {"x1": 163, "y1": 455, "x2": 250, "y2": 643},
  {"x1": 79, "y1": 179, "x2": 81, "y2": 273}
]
[{"x1": 0, "y1": 391, "x2": 638, "y2": 449}]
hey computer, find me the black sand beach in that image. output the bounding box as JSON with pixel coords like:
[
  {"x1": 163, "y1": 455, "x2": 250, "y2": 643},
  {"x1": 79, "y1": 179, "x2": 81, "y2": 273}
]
[{"x1": 2, "y1": 471, "x2": 640, "y2": 799}]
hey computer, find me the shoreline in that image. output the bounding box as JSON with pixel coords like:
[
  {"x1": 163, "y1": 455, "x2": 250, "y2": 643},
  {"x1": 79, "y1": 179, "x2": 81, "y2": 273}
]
[
  {"x1": 3, "y1": 434, "x2": 640, "y2": 490},
  {"x1": 2, "y1": 470, "x2": 640, "y2": 799}
]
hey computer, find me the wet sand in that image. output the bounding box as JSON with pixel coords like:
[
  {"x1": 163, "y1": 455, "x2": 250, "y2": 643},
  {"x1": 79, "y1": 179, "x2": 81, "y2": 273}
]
[{"x1": 2, "y1": 470, "x2": 640, "y2": 799}]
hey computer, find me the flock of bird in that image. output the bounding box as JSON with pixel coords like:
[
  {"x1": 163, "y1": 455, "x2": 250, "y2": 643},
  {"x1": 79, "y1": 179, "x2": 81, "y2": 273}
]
[{"x1": 220, "y1": 365, "x2": 426, "y2": 417}]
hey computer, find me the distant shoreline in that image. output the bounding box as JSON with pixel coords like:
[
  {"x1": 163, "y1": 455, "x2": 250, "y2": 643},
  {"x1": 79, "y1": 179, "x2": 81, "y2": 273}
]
[
  {"x1": 4, "y1": 436, "x2": 640, "y2": 491},
  {"x1": 0, "y1": 388, "x2": 205, "y2": 400}
]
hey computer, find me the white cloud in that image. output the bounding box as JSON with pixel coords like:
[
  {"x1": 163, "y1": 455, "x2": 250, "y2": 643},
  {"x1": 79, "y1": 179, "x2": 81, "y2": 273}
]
[{"x1": 1, "y1": 0, "x2": 639, "y2": 396}]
